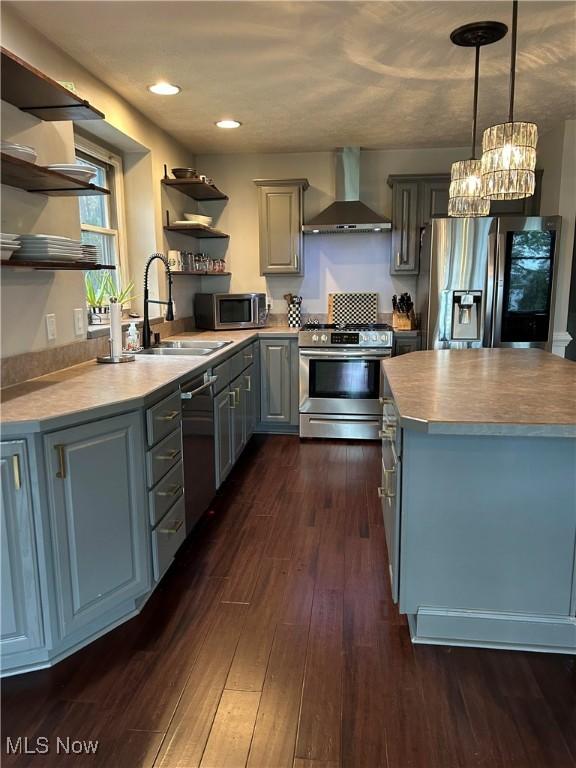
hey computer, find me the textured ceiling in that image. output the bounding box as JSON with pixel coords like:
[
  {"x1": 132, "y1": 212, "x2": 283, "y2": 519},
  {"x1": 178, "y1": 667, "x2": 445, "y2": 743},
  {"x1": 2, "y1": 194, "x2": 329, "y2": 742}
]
[{"x1": 6, "y1": 1, "x2": 576, "y2": 154}]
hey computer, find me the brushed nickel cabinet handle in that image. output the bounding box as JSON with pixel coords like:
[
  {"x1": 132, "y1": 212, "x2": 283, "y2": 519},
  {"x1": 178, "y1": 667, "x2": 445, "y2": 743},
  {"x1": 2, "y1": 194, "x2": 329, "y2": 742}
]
[
  {"x1": 379, "y1": 426, "x2": 396, "y2": 441},
  {"x1": 377, "y1": 486, "x2": 386, "y2": 498},
  {"x1": 159, "y1": 519, "x2": 184, "y2": 534},
  {"x1": 234, "y1": 387, "x2": 241, "y2": 403},
  {"x1": 229, "y1": 390, "x2": 236, "y2": 409},
  {"x1": 156, "y1": 449, "x2": 180, "y2": 461},
  {"x1": 379, "y1": 396, "x2": 392, "y2": 405},
  {"x1": 157, "y1": 410, "x2": 180, "y2": 422},
  {"x1": 245, "y1": 375, "x2": 251, "y2": 392},
  {"x1": 54, "y1": 445, "x2": 66, "y2": 479},
  {"x1": 157, "y1": 483, "x2": 182, "y2": 497},
  {"x1": 12, "y1": 455, "x2": 21, "y2": 490}
]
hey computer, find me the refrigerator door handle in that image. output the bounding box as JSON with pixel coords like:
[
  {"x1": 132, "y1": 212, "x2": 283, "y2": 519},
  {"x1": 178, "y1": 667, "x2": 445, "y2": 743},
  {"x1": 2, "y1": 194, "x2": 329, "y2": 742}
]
[{"x1": 483, "y1": 229, "x2": 499, "y2": 348}]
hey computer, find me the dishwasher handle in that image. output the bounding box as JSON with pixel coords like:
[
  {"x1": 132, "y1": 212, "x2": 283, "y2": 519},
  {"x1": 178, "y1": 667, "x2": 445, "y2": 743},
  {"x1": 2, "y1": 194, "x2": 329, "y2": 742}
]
[{"x1": 181, "y1": 375, "x2": 218, "y2": 400}]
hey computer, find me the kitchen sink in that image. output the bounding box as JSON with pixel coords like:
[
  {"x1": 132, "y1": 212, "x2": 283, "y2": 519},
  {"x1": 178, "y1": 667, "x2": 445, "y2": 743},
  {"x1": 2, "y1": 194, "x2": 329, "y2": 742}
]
[
  {"x1": 160, "y1": 340, "x2": 232, "y2": 350},
  {"x1": 138, "y1": 347, "x2": 215, "y2": 357}
]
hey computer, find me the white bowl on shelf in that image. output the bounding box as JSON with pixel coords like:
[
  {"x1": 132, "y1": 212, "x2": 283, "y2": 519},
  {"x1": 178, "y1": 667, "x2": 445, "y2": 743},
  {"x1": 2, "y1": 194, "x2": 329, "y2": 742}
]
[{"x1": 182, "y1": 213, "x2": 213, "y2": 226}]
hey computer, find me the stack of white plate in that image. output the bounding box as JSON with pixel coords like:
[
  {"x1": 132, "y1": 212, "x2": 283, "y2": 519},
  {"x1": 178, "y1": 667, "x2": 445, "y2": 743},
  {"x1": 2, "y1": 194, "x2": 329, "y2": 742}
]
[
  {"x1": 1, "y1": 141, "x2": 38, "y2": 164},
  {"x1": 80, "y1": 243, "x2": 102, "y2": 265},
  {"x1": 183, "y1": 213, "x2": 213, "y2": 226},
  {"x1": 46, "y1": 164, "x2": 97, "y2": 183},
  {"x1": 14, "y1": 234, "x2": 82, "y2": 262},
  {"x1": 1, "y1": 233, "x2": 21, "y2": 261}
]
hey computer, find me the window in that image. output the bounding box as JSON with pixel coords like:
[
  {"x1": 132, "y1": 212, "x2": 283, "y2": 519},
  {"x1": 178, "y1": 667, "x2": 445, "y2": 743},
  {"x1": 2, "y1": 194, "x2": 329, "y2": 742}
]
[{"x1": 75, "y1": 135, "x2": 129, "y2": 293}]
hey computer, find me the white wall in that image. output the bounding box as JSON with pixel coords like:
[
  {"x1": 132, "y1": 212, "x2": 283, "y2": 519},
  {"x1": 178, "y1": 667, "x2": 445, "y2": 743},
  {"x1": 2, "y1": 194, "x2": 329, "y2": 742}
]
[
  {"x1": 0, "y1": 5, "x2": 196, "y2": 357},
  {"x1": 196, "y1": 147, "x2": 468, "y2": 316}
]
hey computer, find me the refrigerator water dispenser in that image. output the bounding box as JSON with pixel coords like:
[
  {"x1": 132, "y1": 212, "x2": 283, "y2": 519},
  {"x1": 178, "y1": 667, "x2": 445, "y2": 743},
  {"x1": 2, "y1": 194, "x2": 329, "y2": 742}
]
[{"x1": 451, "y1": 291, "x2": 482, "y2": 341}]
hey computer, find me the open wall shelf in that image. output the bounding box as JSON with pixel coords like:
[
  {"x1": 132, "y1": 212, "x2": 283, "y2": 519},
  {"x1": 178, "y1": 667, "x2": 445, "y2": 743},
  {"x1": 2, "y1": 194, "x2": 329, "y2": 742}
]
[
  {"x1": 164, "y1": 224, "x2": 229, "y2": 239},
  {"x1": 1, "y1": 260, "x2": 115, "y2": 271},
  {"x1": 1, "y1": 47, "x2": 105, "y2": 121},
  {"x1": 1, "y1": 153, "x2": 110, "y2": 196},
  {"x1": 161, "y1": 177, "x2": 228, "y2": 201},
  {"x1": 171, "y1": 271, "x2": 231, "y2": 277}
]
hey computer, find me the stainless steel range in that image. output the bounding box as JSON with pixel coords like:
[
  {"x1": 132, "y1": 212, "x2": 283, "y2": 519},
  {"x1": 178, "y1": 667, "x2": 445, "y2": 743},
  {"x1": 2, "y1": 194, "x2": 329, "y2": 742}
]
[{"x1": 299, "y1": 322, "x2": 393, "y2": 440}]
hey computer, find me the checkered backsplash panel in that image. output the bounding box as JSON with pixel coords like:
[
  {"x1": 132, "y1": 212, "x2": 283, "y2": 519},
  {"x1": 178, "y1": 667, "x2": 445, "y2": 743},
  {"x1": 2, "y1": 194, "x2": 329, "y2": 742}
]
[{"x1": 329, "y1": 292, "x2": 379, "y2": 324}]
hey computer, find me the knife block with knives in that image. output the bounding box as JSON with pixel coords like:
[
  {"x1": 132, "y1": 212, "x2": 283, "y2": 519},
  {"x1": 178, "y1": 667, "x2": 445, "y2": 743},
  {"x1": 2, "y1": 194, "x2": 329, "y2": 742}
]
[{"x1": 392, "y1": 293, "x2": 416, "y2": 330}]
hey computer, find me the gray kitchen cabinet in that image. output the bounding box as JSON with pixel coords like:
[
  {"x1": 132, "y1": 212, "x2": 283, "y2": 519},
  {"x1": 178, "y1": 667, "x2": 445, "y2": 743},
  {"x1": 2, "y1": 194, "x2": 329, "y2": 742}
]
[
  {"x1": 254, "y1": 178, "x2": 309, "y2": 275},
  {"x1": 43, "y1": 412, "x2": 150, "y2": 638},
  {"x1": 389, "y1": 179, "x2": 420, "y2": 275},
  {"x1": 393, "y1": 332, "x2": 421, "y2": 356},
  {"x1": 420, "y1": 177, "x2": 450, "y2": 223},
  {"x1": 215, "y1": 386, "x2": 234, "y2": 487},
  {"x1": 0, "y1": 441, "x2": 44, "y2": 659},
  {"x1": 260, "y1": 339, "x2": 292, "y2": 424}
]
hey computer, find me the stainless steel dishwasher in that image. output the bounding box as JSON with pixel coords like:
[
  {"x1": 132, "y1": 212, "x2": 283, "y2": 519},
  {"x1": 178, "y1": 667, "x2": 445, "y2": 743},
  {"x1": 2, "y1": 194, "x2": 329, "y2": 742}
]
[{"x1": 180, "y1": 370, "x2": 218, "y2": 534}]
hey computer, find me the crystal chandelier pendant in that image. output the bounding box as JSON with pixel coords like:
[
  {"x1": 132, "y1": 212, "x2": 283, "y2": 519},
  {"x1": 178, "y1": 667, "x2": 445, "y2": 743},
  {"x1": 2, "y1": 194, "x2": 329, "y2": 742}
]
[
  {"x1": 448, "y1": 159, "x2": 491, "y2": 217},
  {"x1": 447, "y1": 20, "x2": 508, "y2": 218},
  {"x1": 481, "y1": 2, "x2": 538, "y2": 201},
  {"x1": 481, "y1": 121, "x2": 537, "y2": 200}
]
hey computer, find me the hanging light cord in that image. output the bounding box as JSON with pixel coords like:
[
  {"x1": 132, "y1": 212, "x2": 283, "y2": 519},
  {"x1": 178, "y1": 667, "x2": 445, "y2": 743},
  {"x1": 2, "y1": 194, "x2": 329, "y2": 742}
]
[
  {"x1": 509, "y1": 0, "x2": 518, "y2": 122},
  {"x1": 471, "y1": 45, "x2": 480, "y2": 158}
]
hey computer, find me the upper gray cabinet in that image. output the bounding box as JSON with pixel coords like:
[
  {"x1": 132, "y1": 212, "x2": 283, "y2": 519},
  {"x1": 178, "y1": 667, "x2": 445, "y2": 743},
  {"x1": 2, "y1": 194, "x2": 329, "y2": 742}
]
[
  {"x1": 0, "y1": 441, "x2": 44, "y2": 659},
  {"x1": 389, "y1": 179, "x2": 421, "y2": 274},
  {"x1": 43, "y1": 412, "x2": 150, "y2": 639},
  {"x1": 388, "y1": 172, "x2": 543, "y2": 275},
  {"x1": 254, "y1": 178, "x2": 309, "y2": 275}
]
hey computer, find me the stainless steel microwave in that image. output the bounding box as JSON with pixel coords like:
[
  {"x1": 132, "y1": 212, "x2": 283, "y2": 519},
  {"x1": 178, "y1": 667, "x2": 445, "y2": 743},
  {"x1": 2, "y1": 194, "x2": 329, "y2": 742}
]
[{"x1": 194, "y1": 293, "x2": 268, "y2": 330}]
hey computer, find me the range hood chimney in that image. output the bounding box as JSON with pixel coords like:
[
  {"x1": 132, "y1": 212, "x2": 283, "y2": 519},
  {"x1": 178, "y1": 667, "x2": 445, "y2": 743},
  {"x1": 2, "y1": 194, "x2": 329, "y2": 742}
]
[{"x1": 302, "y1": 147, "x2": 391, "y2": 234}]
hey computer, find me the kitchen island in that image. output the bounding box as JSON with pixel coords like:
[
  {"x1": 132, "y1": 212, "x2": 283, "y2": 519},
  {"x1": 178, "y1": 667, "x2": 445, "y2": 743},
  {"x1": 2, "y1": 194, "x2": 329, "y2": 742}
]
[{"x1": 380, "y1": 349, "x2": 576, "y2": 654}]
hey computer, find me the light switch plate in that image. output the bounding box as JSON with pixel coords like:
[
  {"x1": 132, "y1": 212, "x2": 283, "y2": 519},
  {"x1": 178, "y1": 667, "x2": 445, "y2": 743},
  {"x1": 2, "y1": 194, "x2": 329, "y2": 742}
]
[
  {"x1": 45, "y1": 314, "x2": 57, "y2": 342},
  {"x1": 73, "y1": 308, "x2": 84, "y2": 336}
]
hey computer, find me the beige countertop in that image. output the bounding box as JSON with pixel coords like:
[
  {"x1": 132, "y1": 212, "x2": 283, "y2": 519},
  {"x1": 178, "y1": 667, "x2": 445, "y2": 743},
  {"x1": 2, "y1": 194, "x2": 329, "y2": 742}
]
[
  {"x1": 382, "y1": 349, "x2": 576, "y2": 438},
  {"x1": 0, "y1": 327, "x2": 298, "y2": 433}
]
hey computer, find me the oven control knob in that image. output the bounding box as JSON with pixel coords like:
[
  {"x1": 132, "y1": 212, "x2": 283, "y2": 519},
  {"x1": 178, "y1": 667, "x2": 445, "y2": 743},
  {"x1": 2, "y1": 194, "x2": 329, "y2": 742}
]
[
  {"x1": 320, "y1": 334, "x2": 328, "y2": 342},
  {"x1": 380, "y1": 334, "x2": 388, "y2": 342},
  {"x1": 360, "y1": 333, "x2": 366, "y2": 342},
  {"x1": 372, "y1": 333, "x2": 378, "y2": 341},
  {"x1": 312, "y1": 334, "x2": 319, "y2": 342}
]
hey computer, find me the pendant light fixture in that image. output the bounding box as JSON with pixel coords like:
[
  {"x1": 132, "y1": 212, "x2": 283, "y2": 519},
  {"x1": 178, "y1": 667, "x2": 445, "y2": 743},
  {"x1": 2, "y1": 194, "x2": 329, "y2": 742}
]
[
  {"x1": 448, "y1": 21, "x2": 508, "y2": 217},
  {"x1": 481, "y1": 0, "x2": 538, "y2": 200}
]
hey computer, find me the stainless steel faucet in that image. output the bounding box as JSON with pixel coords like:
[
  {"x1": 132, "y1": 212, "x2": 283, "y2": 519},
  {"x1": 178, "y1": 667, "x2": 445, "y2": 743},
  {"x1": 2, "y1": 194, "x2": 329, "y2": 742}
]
[{"x1": 143, "y1": 253, "x2": 174, "y2": 348}]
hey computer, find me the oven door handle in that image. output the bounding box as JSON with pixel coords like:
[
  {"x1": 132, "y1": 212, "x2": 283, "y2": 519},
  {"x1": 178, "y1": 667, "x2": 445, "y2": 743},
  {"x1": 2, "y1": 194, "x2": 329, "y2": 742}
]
[{"x1": 299, "y1": 350, "x2": 391, "y2": 359}]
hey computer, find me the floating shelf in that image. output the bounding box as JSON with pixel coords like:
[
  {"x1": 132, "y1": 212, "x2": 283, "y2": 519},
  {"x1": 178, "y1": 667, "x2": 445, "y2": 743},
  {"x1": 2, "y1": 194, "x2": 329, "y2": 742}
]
[
  {"x1": 161, "y1": 178, "x2": 228, "y2": 201},
  {"x1": 1, "y1": 260, "x2": 115, "y2": 271},
  {"x1": 1, "y1": 47, "x2": 105, "y2": 121},
  {"x1": 171, "y1": 271, "x2": 231, "y2": 277},
  {"x1": 164, "y1": 224, "x2": 229, "y2": 239},
  {"x1": 1, "y1": 153, "x2": 110, "y2": 196}
]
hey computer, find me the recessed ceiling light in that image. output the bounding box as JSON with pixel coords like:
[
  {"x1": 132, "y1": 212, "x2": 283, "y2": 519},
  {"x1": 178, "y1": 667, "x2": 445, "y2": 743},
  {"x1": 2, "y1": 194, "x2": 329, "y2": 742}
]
[
  {"x1": 148, "y1": 82, "x2": 181, "y2": 96},
  {"x1": 215, "y1": 119, "x2": 242, "y2": 129}
]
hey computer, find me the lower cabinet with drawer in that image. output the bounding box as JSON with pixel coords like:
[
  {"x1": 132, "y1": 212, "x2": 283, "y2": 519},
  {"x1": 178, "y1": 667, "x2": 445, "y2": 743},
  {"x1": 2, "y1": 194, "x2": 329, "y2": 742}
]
[{"x1": 151, "y1": 496, "x2": 186, "y2": 581}]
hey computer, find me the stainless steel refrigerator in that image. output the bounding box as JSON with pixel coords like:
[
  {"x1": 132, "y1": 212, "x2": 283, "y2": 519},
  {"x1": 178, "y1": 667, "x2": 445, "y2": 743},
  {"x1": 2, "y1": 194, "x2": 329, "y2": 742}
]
[{"x1": 417, "y1": 216, "x2": 562, "y2": 350}]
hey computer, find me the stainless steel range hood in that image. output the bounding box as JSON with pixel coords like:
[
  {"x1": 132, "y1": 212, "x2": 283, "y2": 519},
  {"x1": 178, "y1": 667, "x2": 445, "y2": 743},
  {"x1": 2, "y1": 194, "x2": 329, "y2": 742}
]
[{"x1": 302, "y1": 147, "x2": 391, "y2": 234}]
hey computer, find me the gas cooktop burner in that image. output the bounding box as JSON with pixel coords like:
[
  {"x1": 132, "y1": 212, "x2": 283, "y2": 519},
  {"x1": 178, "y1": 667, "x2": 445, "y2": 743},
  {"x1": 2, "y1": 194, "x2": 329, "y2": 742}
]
[{"x1": 301, "y1": 322, "x2": 393, "y2": 332}]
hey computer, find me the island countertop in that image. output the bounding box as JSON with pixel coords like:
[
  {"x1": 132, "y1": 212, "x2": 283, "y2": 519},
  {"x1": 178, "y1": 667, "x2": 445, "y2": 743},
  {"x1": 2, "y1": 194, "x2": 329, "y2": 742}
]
[{"x1": 382, "y1": 348, "x2": 576, "y2": 437}]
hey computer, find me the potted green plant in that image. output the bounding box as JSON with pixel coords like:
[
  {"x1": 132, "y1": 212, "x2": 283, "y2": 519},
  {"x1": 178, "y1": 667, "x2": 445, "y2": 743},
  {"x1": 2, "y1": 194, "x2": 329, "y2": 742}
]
[{"x1": 85, "y1": 272, "x2": 137, "y2": 325}]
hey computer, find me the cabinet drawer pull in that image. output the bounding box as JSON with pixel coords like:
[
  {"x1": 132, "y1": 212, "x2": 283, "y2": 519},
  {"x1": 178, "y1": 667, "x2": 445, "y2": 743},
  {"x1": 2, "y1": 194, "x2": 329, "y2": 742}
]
[
  {"x1": 156, "y1": 449, "x2": 180, "y2": 461},
  {"x1": 377, "y1": 486, "x2": 386, "y2": 498},
  {"x1": 229, "y1": 390, "x2": 237, "y2": 409},
  {"x1": 12, "y1": 454, "x2": 21, "y2": 490},
  {"x1": 379, "y1": 426, "x2": 396, "y2": 441},
  {"x1": 159, "y1": 519, "x2": 184, "y2": 534},
  {"x1": 243, "y1": 351, "x2": 253, "y2": 360},
  {"x1": 245, "y1": 375, "x2": 251, "y2": 392},
  {"x1": 157, "y1": 484, "x2": 182, "y2": 497},
  {"x1": 234, "y1": 386, "x2": 241, "y2": 403},
  {"x1": 54, "y1": 444, "x2": 66, "y2": 479},
  {"x1": 157, "y1": 410, "x2": 180, "y2": 422},
  {"x1": 379, "y1": 396, "x2": 392, "y2": 405}
]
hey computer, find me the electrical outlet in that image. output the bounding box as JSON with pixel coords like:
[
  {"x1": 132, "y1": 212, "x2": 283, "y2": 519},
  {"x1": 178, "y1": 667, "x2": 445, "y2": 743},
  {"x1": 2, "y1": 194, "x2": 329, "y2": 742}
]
[
  {"x1": 45, "y1": 314, "x2": 57, "y2": 342},
  {"x1": 73, "y1": 308, "x2": 85, "y2": 337}
]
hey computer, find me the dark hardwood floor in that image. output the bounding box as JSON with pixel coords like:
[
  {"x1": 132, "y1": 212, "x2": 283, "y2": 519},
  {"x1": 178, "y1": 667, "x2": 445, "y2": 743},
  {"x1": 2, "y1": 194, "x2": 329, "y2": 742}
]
[{"x1": 2, "y1": 435, "x2": 575, "y2": 768}]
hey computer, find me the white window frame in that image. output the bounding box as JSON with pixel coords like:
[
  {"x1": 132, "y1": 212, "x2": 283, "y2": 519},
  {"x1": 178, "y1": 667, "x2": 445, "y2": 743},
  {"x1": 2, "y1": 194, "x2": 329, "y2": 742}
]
[{"x1": 75, "y1": 134, "x2": 130, "y2": 293}]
